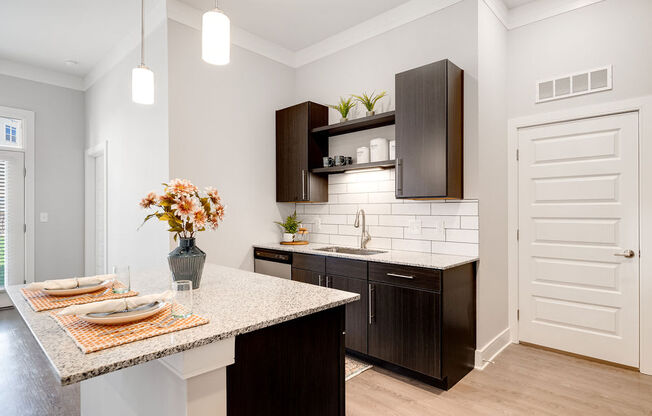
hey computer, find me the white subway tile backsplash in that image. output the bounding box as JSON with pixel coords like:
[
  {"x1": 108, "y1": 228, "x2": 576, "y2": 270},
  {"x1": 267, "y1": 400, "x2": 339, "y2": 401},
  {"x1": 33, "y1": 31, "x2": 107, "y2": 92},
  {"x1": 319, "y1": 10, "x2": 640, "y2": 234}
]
[
  {"x1": 369, "y1": 226, "x2": 404, "y2": 239},
  {"x1": 330, "y1": 235, "x2": 359, "y2": 246},
  {"x1": 338, "y1": 193, "x2": 369, "y2": 204},
  {"x1": 369, "y1": 192, "x2": 401, "y2": 204},
  {"x1": 460, "y1": 216, "x2": 479, "y2": 230},
  {"x1": 446, "y1": 229, "x2": 479, "y2": 243},
  {"x1": 378, "y1": 215, "x2": 415, "y2": 227},
  {"x1": 418, "y1": 215, "x2": 461, "y2": 229},
  {"x1": 392, "y1": 203, "x2": 431, "y2": 215},
  {"x1": 431, "y1": 202, "x2": 478, "y2": 216},
  {"x1": 392, "y1": 239, "x2": 431, "y2": 253},
  {"x1": 431, "y1": 241, "x2": 479, "y2": 256},
  {"x1": 295, "y1": 171, "x2": 478, "y2": 256},
  {"x1": 305, "y1": 204, "x2": 329, "y2": 214}
]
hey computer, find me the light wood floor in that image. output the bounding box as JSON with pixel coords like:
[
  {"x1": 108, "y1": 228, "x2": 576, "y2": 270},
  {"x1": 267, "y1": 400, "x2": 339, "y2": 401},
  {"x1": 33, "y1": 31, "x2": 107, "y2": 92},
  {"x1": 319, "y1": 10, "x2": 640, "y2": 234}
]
[
  {"x1": 347, "y1": 344, "x2": 652, "y2": 415},
  {"x1": 3, "y1": 307, "x2": 652, "y2": 415}
]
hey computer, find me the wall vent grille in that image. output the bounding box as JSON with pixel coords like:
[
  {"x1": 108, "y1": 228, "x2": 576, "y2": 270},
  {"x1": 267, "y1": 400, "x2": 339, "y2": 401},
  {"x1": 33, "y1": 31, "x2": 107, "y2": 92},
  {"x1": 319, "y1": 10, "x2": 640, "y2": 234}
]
[{"x1": 536, "y1": 65, "x2": 612, "y2": 103}]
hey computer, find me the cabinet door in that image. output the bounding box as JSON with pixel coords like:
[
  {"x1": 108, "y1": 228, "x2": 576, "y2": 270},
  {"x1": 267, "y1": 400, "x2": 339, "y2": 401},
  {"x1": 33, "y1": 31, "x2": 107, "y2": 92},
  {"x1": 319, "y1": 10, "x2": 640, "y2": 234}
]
[
  {"x1": 276, "y1": 103, "x2": 309, "y2": 202},
  {"x1": 368, "y1": 283, "x2": 441, "y2": 378},
  {"x1": 329, "y1": 275, "x2": 367, "y2": 354},
  {"x1": 395, "y1": 60, "x2": 463, "y2": 199},
  {"x1": 292, "y1": 268, "x2": 323, "y2": 286}
]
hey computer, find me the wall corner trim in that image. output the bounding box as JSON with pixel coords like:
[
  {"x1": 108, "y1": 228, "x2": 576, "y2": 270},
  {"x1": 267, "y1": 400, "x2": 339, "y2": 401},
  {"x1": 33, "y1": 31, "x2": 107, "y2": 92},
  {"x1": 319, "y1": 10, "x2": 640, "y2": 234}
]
[{"x1": 474, "y1": 327, "x2": 512, "y2": 370}]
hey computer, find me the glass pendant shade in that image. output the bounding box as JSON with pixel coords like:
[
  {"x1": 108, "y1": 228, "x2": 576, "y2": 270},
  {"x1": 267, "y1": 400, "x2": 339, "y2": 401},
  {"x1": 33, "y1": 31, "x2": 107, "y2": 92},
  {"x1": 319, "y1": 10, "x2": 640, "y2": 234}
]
[
  {"x1": 132, "y1": 65, "x2": 155, "y2": 105},
  {"x1": 202, "y1": 9, "x2": 230, "y2": 65}
]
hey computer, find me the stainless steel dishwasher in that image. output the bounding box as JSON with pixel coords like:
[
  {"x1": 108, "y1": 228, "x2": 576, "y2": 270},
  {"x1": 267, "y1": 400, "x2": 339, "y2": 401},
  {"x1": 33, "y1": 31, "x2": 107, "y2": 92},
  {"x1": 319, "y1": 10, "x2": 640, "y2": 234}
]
[{"x1": 254, "y1": 248, "x2": 292, "y2": 279}]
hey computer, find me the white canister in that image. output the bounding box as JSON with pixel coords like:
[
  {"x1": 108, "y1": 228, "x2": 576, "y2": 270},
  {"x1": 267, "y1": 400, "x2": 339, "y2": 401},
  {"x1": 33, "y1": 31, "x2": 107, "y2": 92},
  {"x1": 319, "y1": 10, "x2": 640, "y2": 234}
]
[
  {"x1": 370, "y1": 138, "x2": 389, "y2": 162},
  {"x1": 389, "y1": 140, "x2": 396, "y2": 160},
  {"x1": 356, "y1": 146, "x2": 370, "y2": 164}
]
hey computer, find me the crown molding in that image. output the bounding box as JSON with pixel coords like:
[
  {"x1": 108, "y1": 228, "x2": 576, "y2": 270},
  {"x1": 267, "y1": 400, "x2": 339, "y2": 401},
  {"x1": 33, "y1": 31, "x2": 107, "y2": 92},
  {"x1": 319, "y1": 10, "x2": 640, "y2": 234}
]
[
  {"x1": 0, "y1": 58, "x2": 84, "y2": 90},
  {"x1": 166, "y1": 0, "x2": 296, "y2": 68},
  {"x1": 507, "y1": 0, "x2": 605, "y2": 29},
  {"x1": 481, "y1": 0, "x2": 509, "y2": 29}
]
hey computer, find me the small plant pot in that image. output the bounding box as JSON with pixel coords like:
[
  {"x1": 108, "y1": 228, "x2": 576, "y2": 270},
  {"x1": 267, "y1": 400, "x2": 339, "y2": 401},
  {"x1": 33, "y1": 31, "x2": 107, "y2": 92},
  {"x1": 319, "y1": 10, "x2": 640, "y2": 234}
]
[
  {"x1": 340, "y1": 117, "x2": 348, "y2": 123},
  {"x1": 282, "y1": 233, "x2": 295, "y2": 242},
  {"x1": 366, "y1": 110, "x2": 375, "y2": 116}
]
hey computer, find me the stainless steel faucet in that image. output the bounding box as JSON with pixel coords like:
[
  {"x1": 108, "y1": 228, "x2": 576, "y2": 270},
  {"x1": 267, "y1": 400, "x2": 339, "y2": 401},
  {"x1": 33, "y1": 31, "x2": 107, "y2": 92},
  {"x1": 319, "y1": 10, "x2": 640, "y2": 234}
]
[{"x1": 354, "y1": 209, "x2": 371, "y2": 249}]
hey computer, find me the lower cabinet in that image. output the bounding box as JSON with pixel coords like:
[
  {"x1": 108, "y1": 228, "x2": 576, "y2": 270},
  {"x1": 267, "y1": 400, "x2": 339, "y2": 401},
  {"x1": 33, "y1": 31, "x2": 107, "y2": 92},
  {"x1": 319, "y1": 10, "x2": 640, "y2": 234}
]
[
  {"x1": 368, "y1": 282, "x2": 440, "y2": 378},
  {"x1": 292, "y1": 267, "x2": 323, "y2": 286},
  {"x1": 329, "y1": 275, "x2": 368, "y2": 354}
]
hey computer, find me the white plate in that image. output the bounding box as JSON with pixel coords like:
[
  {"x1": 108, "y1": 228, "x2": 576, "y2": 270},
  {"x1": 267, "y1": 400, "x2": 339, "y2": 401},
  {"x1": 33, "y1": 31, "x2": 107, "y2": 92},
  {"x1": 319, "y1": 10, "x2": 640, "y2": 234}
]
[
  {"x1": 79, "y1": 301, "x2": 167, "y2": 325},
  {"x1": 42, "y1": 280, "x2": 114, "y2": 296}
]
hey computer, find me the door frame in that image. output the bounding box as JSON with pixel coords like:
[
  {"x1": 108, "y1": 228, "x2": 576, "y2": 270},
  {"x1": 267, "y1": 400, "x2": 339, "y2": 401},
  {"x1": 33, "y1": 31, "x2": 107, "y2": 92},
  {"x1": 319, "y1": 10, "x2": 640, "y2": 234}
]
[
  {"x1": 84, "y1": 141, "x2": 108, "y2": 276},
  {"x1": 0, "y1": 105, "x2": 35, "y2": 286},
  {"x1": 507, "y1": 96, "x2": 652, "y2": 375}
]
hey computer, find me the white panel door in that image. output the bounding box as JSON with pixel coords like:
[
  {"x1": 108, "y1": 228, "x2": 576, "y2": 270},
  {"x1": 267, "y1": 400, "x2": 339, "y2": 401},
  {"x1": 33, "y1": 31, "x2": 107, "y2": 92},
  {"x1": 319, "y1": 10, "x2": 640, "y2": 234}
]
[
  {"x1": 0, "y1": 150, "x2": 25, "y2": 288},
  {"x1": 518, "y1": 112, "x2": 639, "y2": 367}
]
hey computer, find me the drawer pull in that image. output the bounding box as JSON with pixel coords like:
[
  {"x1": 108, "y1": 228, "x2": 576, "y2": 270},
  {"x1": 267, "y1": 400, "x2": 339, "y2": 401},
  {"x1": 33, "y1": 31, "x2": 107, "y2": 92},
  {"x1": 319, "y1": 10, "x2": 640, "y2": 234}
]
[{"x1": 387, "y1": 272, "x2": 414, "y2": 280}]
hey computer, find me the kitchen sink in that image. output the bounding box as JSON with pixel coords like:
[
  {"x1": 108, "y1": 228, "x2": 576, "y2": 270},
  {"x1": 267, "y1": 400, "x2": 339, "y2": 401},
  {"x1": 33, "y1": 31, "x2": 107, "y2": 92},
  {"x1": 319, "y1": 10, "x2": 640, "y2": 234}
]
[{"x1": 315, "y1": 246, "x2": 386, "y2": 255}]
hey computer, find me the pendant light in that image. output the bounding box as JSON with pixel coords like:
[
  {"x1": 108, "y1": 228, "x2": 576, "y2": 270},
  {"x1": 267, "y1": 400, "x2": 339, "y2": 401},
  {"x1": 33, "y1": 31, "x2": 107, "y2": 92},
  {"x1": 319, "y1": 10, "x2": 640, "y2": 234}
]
[
  {"x1": 132, "y1": 0, "x2": 155, "y2": 105},
  {"x1": 202, "y1": 0, "x2": 231, "y2": 65}
]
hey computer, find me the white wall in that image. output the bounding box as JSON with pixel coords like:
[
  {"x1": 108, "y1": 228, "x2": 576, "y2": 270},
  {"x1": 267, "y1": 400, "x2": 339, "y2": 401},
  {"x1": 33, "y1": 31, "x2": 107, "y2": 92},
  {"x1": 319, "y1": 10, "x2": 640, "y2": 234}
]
[
  {"x1": 507, "y1": 0, "x2": 652, "y2": 118},
  {"x1": 85, "y1": 23, "x2": 170, "y2": 272},
  {"x1": 167, "y1": 20, "x2": 296, "y2": 271},
  {"x1": 295, "y1": 0, "x2": 479, "y2": 199},
  {"x1": 477, "y1": 0, "x2": 508, "y2": 351},
  {"x1": 0, "y1": 74, "x2": 85, "y2": 281}
]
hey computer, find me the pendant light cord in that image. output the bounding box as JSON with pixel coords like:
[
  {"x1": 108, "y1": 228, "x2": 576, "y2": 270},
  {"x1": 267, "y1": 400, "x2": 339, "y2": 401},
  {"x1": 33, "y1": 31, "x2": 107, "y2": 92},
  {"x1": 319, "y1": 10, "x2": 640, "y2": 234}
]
[{"x1": 140, "y1": 0, "x2": 145, "y2": 66}]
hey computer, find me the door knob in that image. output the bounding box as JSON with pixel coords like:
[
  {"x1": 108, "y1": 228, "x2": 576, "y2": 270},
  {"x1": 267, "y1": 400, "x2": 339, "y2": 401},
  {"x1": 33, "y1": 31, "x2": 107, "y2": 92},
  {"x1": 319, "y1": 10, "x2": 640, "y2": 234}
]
[{"x1": 614, "y1": 249, "x2": 636, "y2": 258}]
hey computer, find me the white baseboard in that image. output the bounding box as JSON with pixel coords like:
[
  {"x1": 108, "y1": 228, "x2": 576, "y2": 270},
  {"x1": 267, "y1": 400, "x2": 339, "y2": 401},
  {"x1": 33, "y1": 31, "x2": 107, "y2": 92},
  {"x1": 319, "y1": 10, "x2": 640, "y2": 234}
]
[{"x1": 474, "y1": 327, "x2": 512, "y2": 370}]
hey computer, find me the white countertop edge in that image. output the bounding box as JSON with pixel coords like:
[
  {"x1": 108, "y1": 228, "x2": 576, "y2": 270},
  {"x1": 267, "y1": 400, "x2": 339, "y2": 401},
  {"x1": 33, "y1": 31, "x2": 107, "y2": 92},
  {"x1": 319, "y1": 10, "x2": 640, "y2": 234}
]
[{"x1": 253, "y1": 243, "x2": 478, "y2": 270}]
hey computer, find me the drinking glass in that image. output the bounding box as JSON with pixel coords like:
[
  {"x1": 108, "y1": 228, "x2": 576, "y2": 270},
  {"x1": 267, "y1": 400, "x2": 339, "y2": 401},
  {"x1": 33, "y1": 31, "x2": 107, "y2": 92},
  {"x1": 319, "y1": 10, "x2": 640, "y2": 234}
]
[
  {"x1": 172, "y1": 280, "x2": 193, "y2": 318},
  {"x1": 112, "y1": 266, "x2": 130, "y2": 294}
]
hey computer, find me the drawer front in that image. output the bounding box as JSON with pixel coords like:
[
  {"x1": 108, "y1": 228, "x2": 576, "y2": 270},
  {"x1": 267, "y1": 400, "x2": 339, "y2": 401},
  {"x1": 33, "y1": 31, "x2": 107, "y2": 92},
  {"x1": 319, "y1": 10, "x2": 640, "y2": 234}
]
[
  {"x1": 326, "y1": 257, "x2": 367, "y2": 280},
  {"x1": 292, "y1": 253, "x2": 325, "y2": 273},
  {"x1": 369, "y1": 262, "x2": 441, "y2": 292}
]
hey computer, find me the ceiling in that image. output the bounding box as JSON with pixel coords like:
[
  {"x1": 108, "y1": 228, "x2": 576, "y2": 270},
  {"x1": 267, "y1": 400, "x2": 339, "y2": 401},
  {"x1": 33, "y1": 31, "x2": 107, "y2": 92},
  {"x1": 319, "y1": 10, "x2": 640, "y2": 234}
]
[
  {"x1": 177, "y1": 0, "x2": 412, "y2": 51},
  {"x1": 0, "y1": 0, "x2": 156, "y2": 76},
  {"x1": 502, "y1": 0, "x2": 538, "y2": 9}
]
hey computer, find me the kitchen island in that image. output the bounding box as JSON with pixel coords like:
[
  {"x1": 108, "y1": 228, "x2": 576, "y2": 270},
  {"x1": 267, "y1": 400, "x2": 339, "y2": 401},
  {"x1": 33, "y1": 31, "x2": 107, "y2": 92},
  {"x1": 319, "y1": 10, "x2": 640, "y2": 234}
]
[{"x1": 6, "y1": 263, "x2": 359, "y2": 416}]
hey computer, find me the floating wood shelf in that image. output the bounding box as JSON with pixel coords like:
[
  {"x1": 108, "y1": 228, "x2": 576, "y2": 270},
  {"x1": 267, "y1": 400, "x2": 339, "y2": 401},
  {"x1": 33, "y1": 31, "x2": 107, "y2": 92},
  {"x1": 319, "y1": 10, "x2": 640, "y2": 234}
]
[
  {"x1": 311, "y1": 160, "x2": 396, "y2": 174},
  {"x1": 311, "y1": 111, "x2": 395, "y2": 137}
]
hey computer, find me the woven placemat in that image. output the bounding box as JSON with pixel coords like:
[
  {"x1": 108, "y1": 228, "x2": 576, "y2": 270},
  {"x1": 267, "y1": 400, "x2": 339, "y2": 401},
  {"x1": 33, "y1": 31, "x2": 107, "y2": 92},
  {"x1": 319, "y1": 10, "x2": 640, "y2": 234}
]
[
  {"x1": 21, "y1": 284, "x2": 138, "y2": 312},
  {"x1": 51, "y1": 305, "x2": 209, "y2": 353}
]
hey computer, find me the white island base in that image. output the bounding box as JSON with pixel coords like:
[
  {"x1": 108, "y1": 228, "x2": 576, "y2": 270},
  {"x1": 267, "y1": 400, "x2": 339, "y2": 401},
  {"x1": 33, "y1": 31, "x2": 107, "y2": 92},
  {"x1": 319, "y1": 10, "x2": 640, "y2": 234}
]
[{"x1": 81, "y1": 338, "x2": 235, "y2": 416}]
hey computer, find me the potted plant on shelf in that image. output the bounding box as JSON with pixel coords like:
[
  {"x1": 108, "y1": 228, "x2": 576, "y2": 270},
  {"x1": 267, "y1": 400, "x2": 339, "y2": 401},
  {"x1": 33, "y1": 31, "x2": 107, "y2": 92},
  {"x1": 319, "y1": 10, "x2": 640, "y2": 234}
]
[
  {"x1": 330, "y1": 96, "x2": 357, "y2": 122},
  {"x1": 139, "y1": 179, "x2": 225, "y2": 289},
  {"x1": 352, "y1": 91, "x2": 387, "y2": 116},
  {"x1": 275, "y1": 211, "x2": 301, "y2": 243}
]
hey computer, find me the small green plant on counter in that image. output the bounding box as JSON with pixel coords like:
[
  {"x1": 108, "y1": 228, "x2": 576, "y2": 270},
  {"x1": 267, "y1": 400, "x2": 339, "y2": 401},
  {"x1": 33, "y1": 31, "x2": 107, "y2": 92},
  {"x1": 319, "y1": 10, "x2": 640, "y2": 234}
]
[
  {"x1": 275, "y1": 211, "x2": 302, "y2": 234},
  {"x1": 352, "y1": 91, "x2": 387, "y2": 113},
  {"x1": 329, "y1": 96, "x2": 357, "y2": 120}
]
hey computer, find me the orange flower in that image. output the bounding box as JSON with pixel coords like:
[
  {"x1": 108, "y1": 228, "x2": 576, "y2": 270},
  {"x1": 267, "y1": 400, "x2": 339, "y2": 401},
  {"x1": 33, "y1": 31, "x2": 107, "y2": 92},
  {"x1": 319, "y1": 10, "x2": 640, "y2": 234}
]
[
  {"x1": 139, "y1": 192, "x2": 158, "y2": 208},
  {"x1": 172, "y1": 196, "x2": 200, "y2": 221},
  {"x1": 193, "y1": 209, "x2": 207, "y2": 229},
  {"x1": 205, "y1": 186, "x2": 221, "y2": 205},
  {"x1": 166, "y1": 179, "x2": 198, "y2": 196}
]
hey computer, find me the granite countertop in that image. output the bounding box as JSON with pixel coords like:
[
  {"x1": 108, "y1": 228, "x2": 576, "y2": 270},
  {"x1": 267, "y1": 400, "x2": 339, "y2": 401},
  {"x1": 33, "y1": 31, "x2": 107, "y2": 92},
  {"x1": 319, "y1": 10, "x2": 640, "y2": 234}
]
[
  {"x1": 254, "y1": 243, "x2": 478, "y2": 270},
  {"x1": 5, "y1": 263, "x2": 359, "y2": 385}
]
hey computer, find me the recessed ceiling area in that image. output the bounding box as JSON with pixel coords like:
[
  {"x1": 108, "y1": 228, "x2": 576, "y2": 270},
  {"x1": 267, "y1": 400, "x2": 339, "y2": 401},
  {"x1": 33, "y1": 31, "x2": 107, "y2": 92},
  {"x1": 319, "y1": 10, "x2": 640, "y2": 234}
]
[
  {"x1": 179, "y1": 0, "x2": 413, "y2": 51},
  {"x1": 0, "y1": 0, "x2": 155, "y2": 76}
]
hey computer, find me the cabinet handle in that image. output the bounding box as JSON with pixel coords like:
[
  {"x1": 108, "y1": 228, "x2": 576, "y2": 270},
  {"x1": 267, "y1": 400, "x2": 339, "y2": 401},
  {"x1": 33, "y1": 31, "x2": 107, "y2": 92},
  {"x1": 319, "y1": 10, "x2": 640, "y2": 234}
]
[
  {"x1": 387, "y1": 272, "x2": 414, "y2": 280},
  {"x1": 326, "y1": 276, "x2": 331, "y2": 287},
  {"x1": 301, "y1": 170, "x2": 306, "y2": 200},
  {"x1": 396, "y1": 158, "x2": 403, "y2": 195},
  {"x1": 368, "y1": 284, "x2": 375, "y2": 325},
  {"x1": 318, "y1": 274, "x2": 323, "y2": 286}
]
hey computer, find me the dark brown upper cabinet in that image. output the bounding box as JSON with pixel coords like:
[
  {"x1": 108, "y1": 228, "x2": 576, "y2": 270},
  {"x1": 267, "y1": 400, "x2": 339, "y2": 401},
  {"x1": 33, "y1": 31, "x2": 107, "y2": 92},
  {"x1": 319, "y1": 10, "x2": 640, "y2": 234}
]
[
  {"x1": 276, "y1": 102, "x2": 329, "y2": 202},
  {"x1": 395, "y1": 59, "x2": 463, "y2": 199}
]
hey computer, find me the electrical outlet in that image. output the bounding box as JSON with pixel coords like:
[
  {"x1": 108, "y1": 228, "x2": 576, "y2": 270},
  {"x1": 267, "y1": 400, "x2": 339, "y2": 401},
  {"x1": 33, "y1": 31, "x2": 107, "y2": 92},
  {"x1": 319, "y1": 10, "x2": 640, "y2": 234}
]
[
  {"x1": 40, "y1": 212, "x2": 49, "y2": 222},
  {"x1": 408, "y1": 219, "x2": 422, "y2": 235},
  {"x1": 315, "y1": 218, "x2": 322, "y2": 232}
]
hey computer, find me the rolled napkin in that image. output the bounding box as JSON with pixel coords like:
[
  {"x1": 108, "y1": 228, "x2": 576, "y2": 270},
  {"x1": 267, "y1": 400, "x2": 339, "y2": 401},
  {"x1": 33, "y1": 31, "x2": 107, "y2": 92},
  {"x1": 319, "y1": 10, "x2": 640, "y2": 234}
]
[
  {"x1": 27, "y1": 274, "x2": 116, "y2": 291},
  {"x1": 57, "y1": 290, "x2": 173, "y2": 316}
]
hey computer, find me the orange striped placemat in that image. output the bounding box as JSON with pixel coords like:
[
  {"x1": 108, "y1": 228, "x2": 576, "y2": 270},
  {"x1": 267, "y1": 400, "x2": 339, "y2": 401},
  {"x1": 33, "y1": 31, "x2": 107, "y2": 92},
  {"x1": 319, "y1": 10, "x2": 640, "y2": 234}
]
[
  {"x1": 51, "y1": 305, "x2": 209, "y2": 353},
  {"x1": 21, "y1": 285, "x2": 138, "y2": 312}
]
